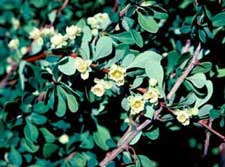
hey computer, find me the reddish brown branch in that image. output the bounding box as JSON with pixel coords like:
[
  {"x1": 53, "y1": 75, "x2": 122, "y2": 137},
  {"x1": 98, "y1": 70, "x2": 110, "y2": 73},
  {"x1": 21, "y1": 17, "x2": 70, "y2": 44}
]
[
  {"x1": 113, "y1": 0, "x2": 118, "y2": 12},
  {"x1": 202, "y1": 119, "x2": 212, "y2": 157},
  {"x1": 24, "y1": 52, "x2": 47, "y2": 62},
  {"x1": 166, "y1": 43, "x2": 201, "y2": 100},
  {"x1": 58, "y1": 0, "x2": 69, "y2": 13},
  {"x1": 119, "y1": 4, "x2": 130, "y2": 17},
  {"x1": 99, "y1": 115, "x2": 157, "y2": 167},
  {"x1": 198, "y1": 120, "x2": 225, "y2": 142}
]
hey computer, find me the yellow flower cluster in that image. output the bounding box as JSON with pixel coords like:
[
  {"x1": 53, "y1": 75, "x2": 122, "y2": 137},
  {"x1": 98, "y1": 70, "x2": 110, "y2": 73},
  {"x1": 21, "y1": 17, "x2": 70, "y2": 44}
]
[
  {"x1": 50, "y1": 33, "x2": 67, "y2": 49},
  {"x1": 65, "y1": 25, "x2": 82, "y2": 40},
  {"x1": 143, "y1": 78, "x2": 161, "y2": 104},
  {"x1": 11, "y1": 18, "x2": 20, "y2": 29},
  {"x1": 29, "y1": 25, "x2": 82, "y2": 49},
  {"x1": 175, "y1": 107, "x2": 198, "y2": 126},
  {"x1": 108, "y1": 64, "x2": 126, "y2": 86},
  {"x1": 128, "y1": 95, "x2": 145, "y2": 115},
  {"x1": 8, "y1": 39, "x2": 19, "y2": 50},
  {"x1": 75, "y1": 57, "x2": 92, "y2": 80},
  {"x1": 91, "y1": 78, "x2": 113, "y2": 97},
  {"x1": 87, "y1": 13, "x2": 111, "y2": 36}
]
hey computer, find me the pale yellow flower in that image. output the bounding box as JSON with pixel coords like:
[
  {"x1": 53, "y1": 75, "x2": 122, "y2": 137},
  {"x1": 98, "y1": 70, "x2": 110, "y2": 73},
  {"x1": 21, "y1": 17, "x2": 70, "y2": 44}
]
[
  {"x1": 8, "y1": 39, "x2": 19, "y2": 50},
  {"x1": 143, "y1": 88, "x2": 160, "y2": 104},
  {"x1": 66, "y1": 25, "x2": 82, "y2": 40},
  {"x1": 149, "y1": 78, "x2": 158, "y2": 87},
  {"x1": 91, "y1": 29, "x2": 99, "y2": 36},
  {"x1": 87, "y1": 17, "x2": 98, "y2": 28},
  {"x1": 11, "y1": 18, "x2": 20, "y2": 29},
  {"x1": 42, "y1": 27, "x2": 55, "y2": 37},
  {"x1": 91, "y1": 83, "x2": 105, "y2": 97},
  {"x1": 50, "y1": 33, "x2": 67, "y2": 49},
  {"x1": 128, "y1": 95, "x2": 145, "y2": 115},
  {"x1": 108, "y1": 64, "x2": 126, "y2": 86},
  {"x1": 94, "y1": 78, "x2": 113, "y2": 89},
  {"x1": 87, "y1": 13, "x2": 111, "y2": 29},
  {"x1": 58, "y1": 134, "x2": 69, "y2": 144},
  {"x1": 75, "y1": 57, "x2": 92, "y2": 80},
  {"x1": 175, "y1": 110, "x2": 190, "y2": 126},
  {"x1": 189, "y1": 107, "x2": 198, "y2": 116},
  {"x1": 29, "y1": 28, "x2": 42, "y2": 40},
  {"x1": 20, "y1": 47, "x2": 28, "y2": 55}
]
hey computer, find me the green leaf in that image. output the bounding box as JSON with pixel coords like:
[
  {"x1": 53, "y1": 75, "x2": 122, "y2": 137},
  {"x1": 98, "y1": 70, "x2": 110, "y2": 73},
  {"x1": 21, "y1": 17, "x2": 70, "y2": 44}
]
[
  {"x1": 131, "y1": 77, "x2": 144, "y2": 90},
  {"x1": 33, "y1": 102, "x2": 49, "y2": 114},
  {"x1": 217, "y1": 67, "x2": 225, "y2": 78},
  {"x1": 153, "y1": 10, "x2": 168, "y2": 20},
  {"x1": 66, "y1": 94, "x2": 79, "y2": 113},
  {"x1": 58, "y1": 57, "x2": 77, "y2": 76},
  {"x1": 40, "y1": 128, "x2": 56, "y2": 143},
  {"x1": 43, "y1": 143, "x2": 58, "y2": 158},
  {"x1": 67, "y1": 153, "x2": 87, "y2": 167},
  {"x1": 144, "y1": 52, "x2": 164, "y2": 88},
  {"x1": 80, "y1": 131, "x2": 94, "y2": 149},
  {"x1": 144, "y1": 105, "x2": 155, "y2": 119},
  {"x1": 24, "y1": 121, "x2": 39, "y2": 142},
  {"x1": 29, "y1": 113, "x2": 47, "y2": 125},
  {"x1": 138, "y1": 12, "x2": 159, "y2": 33},
  {"x1": 30, "y1": 39, "x2": 43, "y2": 55},
  {"x1": 93, "y1": 125, "x2": 111, "y2": 151},
  {"x1": 196, "y1": 80, "x2": 213, "y2": 107},
  {"x1": 136, "y1": 155, "x2": 154, "y2": 167},
  {"x1": 21, "y1": 138, "x2": 39, "y2": 153},
  {"x1": 191, "y1": 62, "x2": 212, "y2": 74},
  {"x1": 30, "y1": 0, "x2": 46, "y2": 8},
  {"x1": 48, "y1": 10, "x2": 57, "y2": 24},
  {"x1": 198, "y1": 104, "x2": 213, "y2": 118},
  {"x1": 129, "y1": 29, "x2": 144, "y2": 47},
  {"x1": 8, "y1": 147, "x2": 22, "y2": 166},
  {"x1": 122, "y1": 17, "x2": 134, "y2": 31},
  {"x1": 19, "y1": 61, "x2": 26, "y2": 90},
  {"x1": 166, "y1": 50, "x2": 179, "y2": 75},
  {"x1": 112, "y1": 32, "x2": 135, "y2": 44},
  {"x1": 186, "y1": 73, "x2": 206, "y2": 89},
  {"x1": 130, "y1": 131, "x2": 142, "y2": 145},
  {"x1": 198, "y1": 29, "x2": 206, "y2": 43},
  {"x1": 209, "y1": 109, "x2": 221, "y2": 119},
  {"x1": 94, "y1": 36, "x2": 112, "y2": 60},
  {"x1": 145, "y1": 128, "x2": 159, "y2": 140},
  {"x1": 56, "y1": 86, "x2": 67, "y2": 117},
  {"x1": 127, "y1": 51, "x2": 159, "y2": 69},
  {"x1": 121, "y1": 97, "x2": 130, "y2": 111},
  {"x1": 212, "y1": 12, "x2": 225, "y2": 27},
  {"x1": 121, "y1": 54, "x2": 135, "y2": 68}
]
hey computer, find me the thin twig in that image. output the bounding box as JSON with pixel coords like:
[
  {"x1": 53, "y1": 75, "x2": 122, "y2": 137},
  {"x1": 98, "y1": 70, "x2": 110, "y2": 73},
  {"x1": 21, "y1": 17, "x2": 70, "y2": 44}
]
[
  {"x1": 198, "y1": 120, "x2": 225, "y2": 142},
  {"x1": 113, "y1": 0, "x2": 118, "y2": 12},
  {"x1": 202, "y1": 119, "x2": 212, "y2": 157},
  {"x1": 58, "y1": 0, "x2": 69, "y2": 14},
  {"x1": 166, "y1": 43, "x2": 201, "y2": 100},
  {"x1": 99, "y1": 109, "x2": 161, "y2": 167},
  {"x1": 119, "y1": 4, "x2": 130, "y2": 17}
]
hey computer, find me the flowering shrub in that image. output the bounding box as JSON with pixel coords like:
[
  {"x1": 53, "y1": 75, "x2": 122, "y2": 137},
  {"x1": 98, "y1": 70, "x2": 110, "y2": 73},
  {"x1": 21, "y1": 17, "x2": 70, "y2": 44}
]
[{"x1": 1, "y1": 0, "x2": 225, "y2": 167}]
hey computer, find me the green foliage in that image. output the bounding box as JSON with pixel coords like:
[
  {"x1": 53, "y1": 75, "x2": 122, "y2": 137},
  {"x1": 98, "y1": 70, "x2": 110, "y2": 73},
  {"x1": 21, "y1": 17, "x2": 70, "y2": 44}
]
[{"x1": 1, "y1": 0, "x2": 225, "y2": 166}]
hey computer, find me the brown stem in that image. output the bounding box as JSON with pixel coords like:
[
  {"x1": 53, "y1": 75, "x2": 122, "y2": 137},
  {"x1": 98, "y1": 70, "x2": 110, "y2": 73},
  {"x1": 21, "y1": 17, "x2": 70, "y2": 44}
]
[
  {"x1": 166, "y1": 43, "x2": 201, "y2": 100},
  {"x1": 113, "y1": 0, "x2": 118, "y2": 12},
  {"x1": 198, "y1": 120, "x2": 225, "y2": 142},
  {"x1": 202, "y1": 119, "x2": 212, "y2": 157},
  {"x1": 58, "y1": 0, "x2": 69, "y2": 14},
  {"x1": 119, "y1": 4, "x2": 130, "y2": 17},
  {"x1": 99, "y1": 108, "x2": 162, "y2": 167}
]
